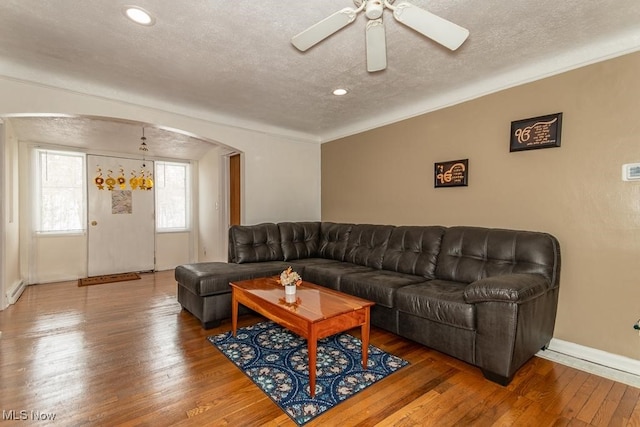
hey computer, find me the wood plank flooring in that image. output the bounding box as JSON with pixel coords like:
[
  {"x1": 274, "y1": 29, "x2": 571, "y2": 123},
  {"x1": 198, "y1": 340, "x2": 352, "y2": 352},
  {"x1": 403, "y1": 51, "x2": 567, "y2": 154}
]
[{"x1": 1, "y1": 270, "x2": 639, "y2": 426}]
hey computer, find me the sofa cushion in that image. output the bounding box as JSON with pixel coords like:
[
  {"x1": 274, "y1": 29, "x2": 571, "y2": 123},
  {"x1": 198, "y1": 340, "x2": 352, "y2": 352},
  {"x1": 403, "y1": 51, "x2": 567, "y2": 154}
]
[
  {"x1": 279, "y1": 222, "x2": 320, "y2": 261},
  {"x1": 339, "y1": 270, "x2": 425, "y2": 308},
  {"x1": 343, "y1": 224, "x2": 394, "y2": 269},
  {"x1": 317, "y1": 222, "x2": 353, "y2": 261},
  {"x1": 302, "y1": 262, "x2": 374, "y2": 291},
  {"x1": 229, "y1": 223, "x2": 283, "y2": 264},
  {"x1": 435, "y1": 226, "x2": 560, "y2": 285},
  {"x1": 175, "y1": 261, "x2": 289, "y2": 296},
  {"x1": 288, "y1": 258, "x2": 342, "y2": 270},
  {"x1": 382, "y1": 226, "x2": 446, "y2": 277},
  {"x1": 395, "y1": 280, "x2": 475, "y2": 330}
]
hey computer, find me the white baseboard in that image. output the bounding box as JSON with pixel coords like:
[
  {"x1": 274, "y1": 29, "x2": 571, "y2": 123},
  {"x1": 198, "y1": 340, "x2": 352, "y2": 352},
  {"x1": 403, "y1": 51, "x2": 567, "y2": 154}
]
[
  {"x1": 6, "y1": 280, "x2": 25, "y2": 305},
  {"x1": 536, "y1": 338, "x2": 640, "y2": 388}
]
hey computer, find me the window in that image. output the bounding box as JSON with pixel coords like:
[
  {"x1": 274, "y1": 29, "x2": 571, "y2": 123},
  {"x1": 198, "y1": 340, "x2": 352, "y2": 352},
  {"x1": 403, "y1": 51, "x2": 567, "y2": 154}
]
[
  {"x1": 155, "y1": 161, "x2": 191, "y2": 231},
  {"x1": 34, "y1": 149, "x2": 86, "y2": 234}
]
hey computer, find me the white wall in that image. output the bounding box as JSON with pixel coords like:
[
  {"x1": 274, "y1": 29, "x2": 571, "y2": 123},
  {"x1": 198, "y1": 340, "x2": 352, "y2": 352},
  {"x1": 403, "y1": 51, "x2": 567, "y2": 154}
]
[
  {"x1": 198, "y1": 146, "x2": 225, "y2": 262},
  {"x1": 32, "y1": 235, "x2": 86, "y2": 283},
  {"x1": 156, "y1": 232, "x2": 192, "y2": 271},
  {"x1": 0, "y1": 120, "x2": 6, "y2": 310},
  {"x1": 0, "y1": 77, "x2": 321, "y2": 285},
  {"x1": 2, "y1": 119, "x2": 21, "y2": 304}
]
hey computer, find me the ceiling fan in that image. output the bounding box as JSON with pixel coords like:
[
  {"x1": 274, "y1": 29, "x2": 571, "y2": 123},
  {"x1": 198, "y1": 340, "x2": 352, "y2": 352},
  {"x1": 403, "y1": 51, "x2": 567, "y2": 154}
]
[{"x1": 291, "y1": 0, "x2": 469, "y2": 72}]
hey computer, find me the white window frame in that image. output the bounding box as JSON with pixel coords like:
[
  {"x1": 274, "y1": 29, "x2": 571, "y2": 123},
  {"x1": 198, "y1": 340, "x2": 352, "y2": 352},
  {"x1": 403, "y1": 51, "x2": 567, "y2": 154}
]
[
  {"x1": 155, "y1": 160, "x2": 191, "y2": 232},
  {"x1": 33, "y1": 148, "x2": 86, "y2": 235}
]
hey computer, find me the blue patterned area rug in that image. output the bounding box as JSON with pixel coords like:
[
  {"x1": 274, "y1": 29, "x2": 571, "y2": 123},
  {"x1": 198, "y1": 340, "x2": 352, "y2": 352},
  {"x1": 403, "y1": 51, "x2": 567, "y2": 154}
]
[{"x1": 208, "y1": 321, "x2": 409, "y2": 425}]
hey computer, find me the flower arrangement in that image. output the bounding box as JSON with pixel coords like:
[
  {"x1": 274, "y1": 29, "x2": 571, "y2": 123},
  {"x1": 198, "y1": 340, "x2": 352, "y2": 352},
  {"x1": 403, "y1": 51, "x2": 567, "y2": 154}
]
[{"x1": 278, "y1": 267, "x2": 302, "y2": 287}]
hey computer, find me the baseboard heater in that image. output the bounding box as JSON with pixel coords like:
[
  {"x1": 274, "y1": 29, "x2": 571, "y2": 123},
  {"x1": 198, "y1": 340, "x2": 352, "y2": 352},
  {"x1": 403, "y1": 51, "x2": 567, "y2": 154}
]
[{"x1": 7, "y1": 280, "x2": 26, "y2": 305}]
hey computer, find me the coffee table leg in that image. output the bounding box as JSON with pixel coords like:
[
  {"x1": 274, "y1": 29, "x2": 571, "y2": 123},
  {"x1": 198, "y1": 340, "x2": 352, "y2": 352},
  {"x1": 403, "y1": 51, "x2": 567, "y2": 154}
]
[
  {"x1": 361, "y1": 307, "x2": 370, "y2": 369},
  {"x1": 308, "y1": 333, "x2": 317, "y2": 398},
  {"x1": 231, "y1": 290, "x2": 238, "y2": 337}
]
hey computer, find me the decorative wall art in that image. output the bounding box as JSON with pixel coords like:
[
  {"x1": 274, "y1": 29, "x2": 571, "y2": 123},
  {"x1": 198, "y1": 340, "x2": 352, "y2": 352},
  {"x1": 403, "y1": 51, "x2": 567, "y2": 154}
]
[
  {"x1": 112, "y1": 190, "x2": 133, "y2": 214},
  {"x1": 434, "y1": 159, "x2": 468, "y2": 188},
  {"x1": 94, "y1": 166, "x2": 154, "y2": 191},
  {"x1": 510, "y1": 112, "x2": 563, "y2": 152}
]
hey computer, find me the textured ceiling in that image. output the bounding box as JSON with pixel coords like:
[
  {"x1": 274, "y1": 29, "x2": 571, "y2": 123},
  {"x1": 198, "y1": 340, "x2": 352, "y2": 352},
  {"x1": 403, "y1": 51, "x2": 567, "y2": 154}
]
[
  {"x1": 8, "y1": 116, "x2": 216, "y2": 161},
  {"x1": 1, "y1": 0, "x2": 640, "y2": 159}
]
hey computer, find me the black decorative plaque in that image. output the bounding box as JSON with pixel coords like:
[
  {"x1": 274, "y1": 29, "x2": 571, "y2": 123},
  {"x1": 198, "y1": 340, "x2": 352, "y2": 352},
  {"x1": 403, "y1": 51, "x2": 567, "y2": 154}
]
[
  {"x1": 434, "y1": 159, "x2": 468, "y2": 188},
  {"x1": 510, "y1": 112, "x2": 562, "y2": 152}
]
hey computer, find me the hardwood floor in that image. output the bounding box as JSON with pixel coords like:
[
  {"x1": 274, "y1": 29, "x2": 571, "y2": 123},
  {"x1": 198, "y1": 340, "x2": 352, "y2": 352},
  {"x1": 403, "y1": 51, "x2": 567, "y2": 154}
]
[{"x1": 1, "y1": 270, "x2": 639, "y2": 426}]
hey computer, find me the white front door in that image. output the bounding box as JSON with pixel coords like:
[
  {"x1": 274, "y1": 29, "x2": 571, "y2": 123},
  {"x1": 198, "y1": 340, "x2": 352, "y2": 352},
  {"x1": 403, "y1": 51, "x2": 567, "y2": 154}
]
[{"x1": 87, "y1": 155, "x2": 155, "y2": 276}]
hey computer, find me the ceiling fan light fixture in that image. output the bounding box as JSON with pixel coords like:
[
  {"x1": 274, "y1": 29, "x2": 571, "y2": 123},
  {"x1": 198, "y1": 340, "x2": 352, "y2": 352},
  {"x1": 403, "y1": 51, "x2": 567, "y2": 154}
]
[
  {"x1": 365, "y1": 0, "x2": 384, "y2": 19},
  {"x1": 123, "y1": 6, "x2": 155, "y2": 26},
  {"x1": 333, "y1": 88, "x2": 348, "y2": 96}
]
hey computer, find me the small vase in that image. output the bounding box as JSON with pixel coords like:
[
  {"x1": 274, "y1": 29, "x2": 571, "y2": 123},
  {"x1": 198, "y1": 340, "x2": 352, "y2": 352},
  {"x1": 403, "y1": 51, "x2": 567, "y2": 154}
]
[{"x1": 285, "y1": 285, "x2": 296, "y2": 296}]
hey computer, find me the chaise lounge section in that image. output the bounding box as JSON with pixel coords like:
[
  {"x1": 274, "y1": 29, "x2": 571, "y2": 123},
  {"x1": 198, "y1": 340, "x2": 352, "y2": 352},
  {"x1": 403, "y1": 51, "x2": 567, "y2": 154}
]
[{"x1": 176, "y1": 221, "x2": 561, "y2": 385}]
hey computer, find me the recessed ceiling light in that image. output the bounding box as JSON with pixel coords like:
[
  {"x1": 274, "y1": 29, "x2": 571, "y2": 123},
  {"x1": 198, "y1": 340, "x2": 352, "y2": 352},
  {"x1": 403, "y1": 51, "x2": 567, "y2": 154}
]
[
  {"x1": 123, "y1": 6, "x2": 155, "y2": 26},
  {"x1": 333, "y1": 88, "x2": 348, "y2": 96}
]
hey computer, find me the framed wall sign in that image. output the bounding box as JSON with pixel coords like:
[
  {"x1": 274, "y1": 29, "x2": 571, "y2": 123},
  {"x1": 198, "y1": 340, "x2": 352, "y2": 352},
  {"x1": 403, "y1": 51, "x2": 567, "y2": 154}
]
[
  {"x1": 434, "y1": 159, "x2": 468, "y2": 188},
  {"x1": 510, "y1": 112, "x2": 563, "y2": 152}
]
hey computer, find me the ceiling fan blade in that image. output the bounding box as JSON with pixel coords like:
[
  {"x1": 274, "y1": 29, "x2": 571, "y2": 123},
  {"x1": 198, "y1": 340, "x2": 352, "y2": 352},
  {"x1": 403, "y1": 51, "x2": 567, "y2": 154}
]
[
  {"x1": 291, "y1": 8, "x2": 359, "y2": 51},
  {"x1": 366, "y1": 18, "x2": 387, "y2": 72},
  {"x1": 392, "y1": 2, "x2": 469, "y2": 51}
]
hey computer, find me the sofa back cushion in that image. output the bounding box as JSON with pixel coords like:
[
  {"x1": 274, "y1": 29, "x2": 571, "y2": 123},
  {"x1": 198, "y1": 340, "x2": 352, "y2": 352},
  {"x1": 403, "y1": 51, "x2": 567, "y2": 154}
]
[
  {"x1": 279, "y1": 222, "x2": 321, "y2": 261},
  {"x1": 317, "y1": 222, "x2": 353, "y2": 261},
  {"x1": 344, "y1": 224, "x2": 395, "y2": 269},
  {"x1": 228, "y1": 223, "x2": 283, "y2": 264},
  {"x1": 382, "y1": 226, "x2": 446, "y2": 277},
  {"x1": 435, "y1": 226, "x2": 561, "y2": 286}
]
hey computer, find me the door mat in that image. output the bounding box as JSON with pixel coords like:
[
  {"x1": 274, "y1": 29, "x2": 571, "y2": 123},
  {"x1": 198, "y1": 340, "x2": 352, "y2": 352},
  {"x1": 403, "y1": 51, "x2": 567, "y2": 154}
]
[{"x1": 78, "y1": 272, "x2": 141, "y2": 287}]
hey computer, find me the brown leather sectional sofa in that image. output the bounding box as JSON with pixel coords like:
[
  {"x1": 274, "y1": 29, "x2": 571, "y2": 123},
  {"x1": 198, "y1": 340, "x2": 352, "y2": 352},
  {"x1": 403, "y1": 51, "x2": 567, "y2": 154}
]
[{"x1": 176, "y1": 221, "x2": 561, "y2": 385}]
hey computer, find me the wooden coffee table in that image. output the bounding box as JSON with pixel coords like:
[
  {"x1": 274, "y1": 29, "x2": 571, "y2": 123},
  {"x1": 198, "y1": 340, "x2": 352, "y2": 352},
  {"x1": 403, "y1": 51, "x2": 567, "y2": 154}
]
[{"x1": 230, "y1": 276, "x2": 375, "y2": 398}]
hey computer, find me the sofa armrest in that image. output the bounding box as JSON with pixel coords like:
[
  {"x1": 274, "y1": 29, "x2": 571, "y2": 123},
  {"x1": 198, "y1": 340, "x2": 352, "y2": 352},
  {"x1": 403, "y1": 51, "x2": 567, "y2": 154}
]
[{"x1": 464, "y1": 273, "x2": 549, "y2": 304}]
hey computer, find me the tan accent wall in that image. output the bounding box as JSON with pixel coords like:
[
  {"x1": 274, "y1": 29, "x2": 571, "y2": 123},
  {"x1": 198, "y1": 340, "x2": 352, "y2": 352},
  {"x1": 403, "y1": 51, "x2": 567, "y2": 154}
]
[{"x1": 322, "y1": 51, "x2": 640, "y2": 359}]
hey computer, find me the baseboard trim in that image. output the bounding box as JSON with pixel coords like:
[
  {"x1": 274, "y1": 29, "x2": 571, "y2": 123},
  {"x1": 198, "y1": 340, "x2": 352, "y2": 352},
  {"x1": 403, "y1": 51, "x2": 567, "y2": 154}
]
[
  {"x1": 6, "y1": 280, "x2": 25, "y2": 305},
  {"x1": 536, "y1": 338, "x2": 640, "y2": 388}
]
